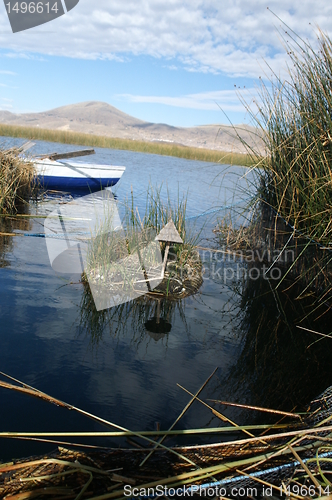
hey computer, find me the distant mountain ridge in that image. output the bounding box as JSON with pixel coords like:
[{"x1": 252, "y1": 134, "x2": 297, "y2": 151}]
[{"x1": 0, "y1": 101, "x2": 258, "y2": 153}]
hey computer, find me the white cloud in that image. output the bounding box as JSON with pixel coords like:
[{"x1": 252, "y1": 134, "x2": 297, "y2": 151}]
[
  {"x1": 117, "y1": 88, "x2": 258, "y2": 112},
  {"x1": 0, "y1": 1, "x2": 331, "y2": 77},
  {"x1": 0, "y1": 69, "x2": 16, "y2": 75},
  {"x1": 3, "y1": 52, "x2": 45, "y2": 61}
]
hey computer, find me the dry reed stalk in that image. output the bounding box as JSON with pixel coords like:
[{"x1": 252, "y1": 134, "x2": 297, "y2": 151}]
[
  {"x1": 1, "y1": 435, "x2": 114, "y2": 450},
  {"x1": 139, "y1": 367, "x2": 218, "y2": 466},
  {"x1": 174, "y1": 425, "x2": 332, "y2": 451},
  {"x1": 0, "y1": 372, "x2": 197, "y2": 467},
  {"x1": 209, "y1": 399, "x2": 302, "y2": 419},
  {"x1": 0, "y1": 423, "x2": 289, "y2": 440},
  {"x1": 177, "y1": 383, "x2": 259, "y2": 440},
  {"x1": 287, "y1": 444, "x2": 321, "y2": 489},
  {"x1": 0, "y1": 380, "x2": 71, "y2": 407}
]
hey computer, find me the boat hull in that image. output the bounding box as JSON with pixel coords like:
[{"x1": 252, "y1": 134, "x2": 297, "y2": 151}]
[{"x1": 34, "y1": 159, "x2": 126, "y2": 192}]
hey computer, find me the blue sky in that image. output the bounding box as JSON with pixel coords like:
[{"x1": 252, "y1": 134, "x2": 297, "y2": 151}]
[{"x1": 0, "y1": 0, "x2": 332, "y2": 127}]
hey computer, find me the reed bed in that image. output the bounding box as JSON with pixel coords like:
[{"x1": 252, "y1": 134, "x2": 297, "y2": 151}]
[
  {"x1": 0, "y1": 123, "x2": 252, "y2": 165},
  {"x1": 0, "y1": 147, "x2": 35, "y2": 214},
  {"x1": 242, "y1": 29, "x2": 332, "y2": 245},
  {"x1": 213, "y1": 28, "x2": 332, "y2": 309}
]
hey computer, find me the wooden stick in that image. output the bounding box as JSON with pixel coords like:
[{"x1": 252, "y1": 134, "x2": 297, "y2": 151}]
[
  {"x1": 37, "y1": 149, "x2": 95, "y2": 161},
  {"x1": 161, "y1": 242, "x2": 170, "y2": 279}
]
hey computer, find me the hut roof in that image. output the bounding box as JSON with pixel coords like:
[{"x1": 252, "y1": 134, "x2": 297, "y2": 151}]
[{"x1": 155, "y1": 220, "x2": 183, "y2": 244}]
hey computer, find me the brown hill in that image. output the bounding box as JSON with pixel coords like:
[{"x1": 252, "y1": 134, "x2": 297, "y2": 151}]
[{"x1": 0, "y1": 101, "x2": 259, "y2": 153}]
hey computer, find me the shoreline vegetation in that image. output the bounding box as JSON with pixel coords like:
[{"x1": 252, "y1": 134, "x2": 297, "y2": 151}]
[
  {"x1": 241, "y1": 29, "x2": 332, "y2": 245},
  {"x1": 0, "y1": 122, "x2": 252, "y2": 166},
  {"x1": 217, "y1": 28, "x2": 332, "y2": 296},
  {"x1": 0, "y1": 147, "x2": 35, "y2": 214}
]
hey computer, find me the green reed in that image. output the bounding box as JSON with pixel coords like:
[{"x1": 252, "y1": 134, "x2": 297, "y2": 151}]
[
  {"x1": 84, "y1": 185, "x2": 201, "y2": 299},
  {"x1": 241, "y1": 29, "x2": 332, "y2": 245},
  {"x1": 0, "y1": 123, "x2": 252, "y2": 166},
  {"x1": 125, "y1": 184, "x2": 200, "y2": 261}
]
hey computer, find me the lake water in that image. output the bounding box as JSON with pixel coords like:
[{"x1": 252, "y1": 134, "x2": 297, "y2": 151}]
[{"x1": 1, "y1": 138, "x2": 332, "y2": 461}]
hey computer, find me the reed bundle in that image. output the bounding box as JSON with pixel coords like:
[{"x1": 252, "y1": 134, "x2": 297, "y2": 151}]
[{"x1": 0, "y1": 147, "x2": 35, "y2": 214}]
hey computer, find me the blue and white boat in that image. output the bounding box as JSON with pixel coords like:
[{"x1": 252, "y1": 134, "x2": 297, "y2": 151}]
[{"x1": 34, "y1": 158, "x2": 126, "y2": 192}]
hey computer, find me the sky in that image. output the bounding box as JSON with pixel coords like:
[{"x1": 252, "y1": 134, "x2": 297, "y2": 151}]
[{"x1": 0, "y1": 0, "x2": 332, "y2": 127}]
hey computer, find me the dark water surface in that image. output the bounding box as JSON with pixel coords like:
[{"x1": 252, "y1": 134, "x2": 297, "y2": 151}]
[{"x1": 1, "y1": 138, "x2": 332, "y2": 461}]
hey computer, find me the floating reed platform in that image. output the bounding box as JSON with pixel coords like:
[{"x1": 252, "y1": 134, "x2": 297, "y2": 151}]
[{"x1": 1, "y1": 372, "x2": 332, "y2": 499}]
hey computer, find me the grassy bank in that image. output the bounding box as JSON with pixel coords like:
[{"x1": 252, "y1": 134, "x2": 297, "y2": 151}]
[{"x1": 0, "y1": 123, "x2": 252, "y2": 166}]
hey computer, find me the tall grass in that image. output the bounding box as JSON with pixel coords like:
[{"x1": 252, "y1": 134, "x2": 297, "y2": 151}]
[
  {"x1": 87, "y1": 185, "x2": 197, "y2": 269},
  {"x1": 243, "y1": 29, "x2": 332, "y2": 244},
  {"x1": 0, "y1": 147, "x2": 35, "y2": 213},
  {"x1": 0, "y1": 123, "x2": 252, "y2": 166},
  {"x1": 124, "y1": 184, "x2": 201, "y2": 267},
  {"x1": 84, "y1": 185, "x2": 202, "y2": 299}
]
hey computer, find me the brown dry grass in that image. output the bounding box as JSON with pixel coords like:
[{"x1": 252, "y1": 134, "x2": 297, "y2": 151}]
[{"x1": 0, "y1": 148, "x2": 35, "y2": 213}]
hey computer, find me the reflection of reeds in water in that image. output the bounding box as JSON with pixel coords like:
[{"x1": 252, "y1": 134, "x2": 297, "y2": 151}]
[
  {"x1": 0, "y1": 213, "x2": 32, "y2": 267},
  {"x1": 78, "y1": 280, "x2": 188, "y2": 348},
  {"x1": 0, "y1": 148, "x2": 35, "y2": 214},
  {"x1": 224, "y1": 264, "x2": 332, "y2": 413},
  {"x1": 217, "y1": 202, "x2": 332, "y2": 315}
]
